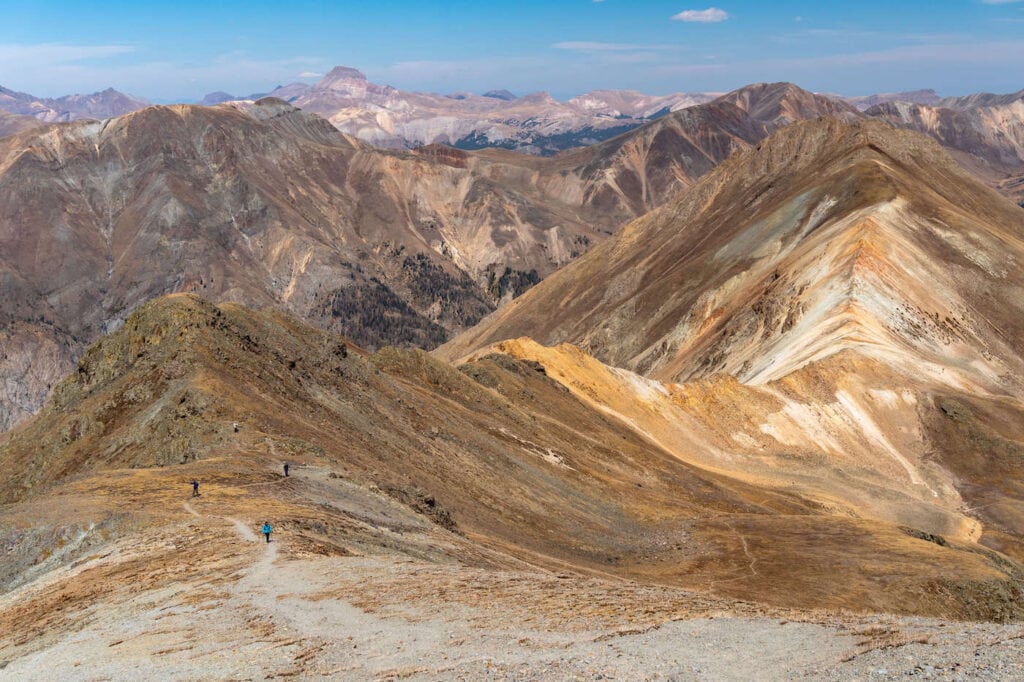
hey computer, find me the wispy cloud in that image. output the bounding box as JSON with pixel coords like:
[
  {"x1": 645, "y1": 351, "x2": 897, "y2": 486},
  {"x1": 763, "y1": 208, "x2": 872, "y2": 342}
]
[
  {"x1": 553, "y1": 41, "x2": 674, "y2": 51},
  {"x1": 0, "y1": 43, "x2": 135, "y2": 65},
  {"x1": 980, "y1": 0, "x2": 1024, "y2": 4},
  {"x1": 671, "y1": 8, "x2": 729, "y2": 23},
  {"x1": 753, "y1": 39, "x2": 1024, "y2": 70},
  {"x1": 297, "y1": 71, "x2": 323, "y2": 78},
  {"x1": 0, "y1": 50, "x2": 324, "y2": 101},
  {"x1": 770, "y1": 28, "x2": 969, "y2": 45}
]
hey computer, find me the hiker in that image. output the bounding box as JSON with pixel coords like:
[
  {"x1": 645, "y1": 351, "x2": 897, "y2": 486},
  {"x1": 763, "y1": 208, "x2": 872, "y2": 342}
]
[
  {"x1": 192, "y1": 480, "x2": 199, "y2": 497},
  {"x1": 233, "y1": 422, "x2": 239, "y2": 433},
  {"x1": 262, "y1": 521, "x2": 272, "y2": 543},
  {"x1": 283, "y1": 463, "x2": 290, "y2": 477}
]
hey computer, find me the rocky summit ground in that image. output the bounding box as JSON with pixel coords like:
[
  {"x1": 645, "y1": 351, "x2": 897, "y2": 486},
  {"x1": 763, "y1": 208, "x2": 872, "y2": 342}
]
[{"x1": 1, "y1": 460, "x2": 1023, "y2": 680}]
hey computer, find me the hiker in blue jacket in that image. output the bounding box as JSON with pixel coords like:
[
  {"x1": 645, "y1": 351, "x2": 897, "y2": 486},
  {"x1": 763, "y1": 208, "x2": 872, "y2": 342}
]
[{"x1": 262, "y1": 521, "x2": 272, "y2": 543}]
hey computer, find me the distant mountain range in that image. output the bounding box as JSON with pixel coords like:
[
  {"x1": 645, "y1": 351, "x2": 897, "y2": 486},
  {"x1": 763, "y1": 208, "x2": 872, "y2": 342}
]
[
  {"x1": 0, "y1": 82, "x2": 895, "y2": 431},
  {"x1": 1, "y1": 77, "x2": 1022, "y2": 432},
  {"x1": 866, "y1": 88, "x2": 1024, "y2": 206},
  {"x1": 213, "y1": 66, "x2": 722, "y2": 155},
  {"x1": 0, "y1": 85, "x2": 148, "y2": 123},
  {"x1": 2, "y1": 69, "x2": 1022, "y2": 186}
]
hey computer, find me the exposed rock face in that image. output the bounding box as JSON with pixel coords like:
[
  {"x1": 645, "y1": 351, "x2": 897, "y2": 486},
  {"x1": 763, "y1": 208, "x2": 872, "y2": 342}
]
[
  {"x1": 551, "y1": 82, "x2": 862, "y2": 223},
  {"x1": 715, "y1": 82, "x2": 861, "y2": 126},
  {"x1": 441, "y1": 118, "x2": 1024, "y2": 392},
  {"x1": 866, "y1": 92, "x2": 1024, "y2": 204},
  {"x1": 0, "y1": 85, "x2": 148, "y2": 122},
  {"x1": 439, "y1": 117, "x2": 1024, "y2": 614},
  {"x1": 0, "y1": 83, "x2": 892, "y2": 431},
  {"x1": 0, "y1": 100, "x2": 607, "y2": 430}
]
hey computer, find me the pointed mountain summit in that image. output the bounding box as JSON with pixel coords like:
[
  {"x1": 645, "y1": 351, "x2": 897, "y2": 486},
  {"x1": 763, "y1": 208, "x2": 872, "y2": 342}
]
[
  {"x1": 441, "y1": 117, "x2": 1024, "y2": 398},
  {"x1": 714, "y1": 82, "x2": 861, "y2": 126}
]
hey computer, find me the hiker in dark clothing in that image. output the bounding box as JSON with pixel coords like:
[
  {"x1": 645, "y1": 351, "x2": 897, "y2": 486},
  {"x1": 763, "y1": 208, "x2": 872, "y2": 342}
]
[
  {"x1": 192, "y1": 480, "x2": 199, "y2": 497},
  {"x1": 283, "y1": 463, "x2": 289, "y2": 477},
  {"x1": 262, "y1": 521, "x2": 272, "y2": 543}
]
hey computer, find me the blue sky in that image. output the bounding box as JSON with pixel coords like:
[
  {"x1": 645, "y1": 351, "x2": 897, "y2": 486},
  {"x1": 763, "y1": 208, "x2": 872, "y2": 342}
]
[{"x1": 0, "y1": 0, "x2": 1022, "y2": 101}]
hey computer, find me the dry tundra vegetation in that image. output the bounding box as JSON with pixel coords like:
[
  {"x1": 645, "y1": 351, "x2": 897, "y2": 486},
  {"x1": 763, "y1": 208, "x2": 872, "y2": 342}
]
[{"x1": 1, "y1": 82, "x2": 1024, "y2": 679}]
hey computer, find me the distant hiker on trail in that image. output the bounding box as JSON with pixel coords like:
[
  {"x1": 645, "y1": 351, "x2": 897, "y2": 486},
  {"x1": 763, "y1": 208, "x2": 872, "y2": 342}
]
[
  {"x1": 233, "y1": 422, "x2": 239, "y2": 433},
  {"x1": 262, "y1": 521, "x2": 272, "y2": 543},
  {"x1": 283, "y1": 463, "x2": 290, "y2": 477},
  {"x1": 192, "y1": 480, "x2": 200, "y2": 497}
]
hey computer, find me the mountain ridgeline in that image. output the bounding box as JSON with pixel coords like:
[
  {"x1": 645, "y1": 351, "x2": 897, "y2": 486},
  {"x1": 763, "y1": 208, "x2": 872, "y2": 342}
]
[
  {"x1": 0, "y1": 82, "x2": 888, "y2": 431},
  {"x1": 3, "y1": 76, "x2": 1024, "y2": 640}
]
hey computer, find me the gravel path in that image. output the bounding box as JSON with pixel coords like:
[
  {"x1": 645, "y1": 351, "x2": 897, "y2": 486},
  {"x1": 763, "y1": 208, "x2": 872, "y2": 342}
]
[
  {"x1": 3, "y1": 547, "x2": 1023, "y2": 680},
  {"x1": 1, "y1": 475, "x2": 1022, "y2": 679}
]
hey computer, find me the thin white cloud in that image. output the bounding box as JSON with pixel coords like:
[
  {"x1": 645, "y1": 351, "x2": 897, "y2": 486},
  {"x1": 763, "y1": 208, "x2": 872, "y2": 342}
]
[
  {"x1": 980, "y1": 0, "x2": 1024, "y2": 4},
  {"x1": 0, "y1": 43, "x2": 135, "y2": 65},
  {"x1": 0, "y1": 52, "x2": 323, "y2": 100},
  {"x1": 553, "y1": 41, "x2": 674, "y2": 51},
  {"x1": 297, "y1": 71, "x2": 323, "y2": 78},
  {"x1": 671, "y1": 8, "x2": 729, "y2": 23},
  {"x1": 740, "y1": 39, "x2": 1024, "y2": 72}
]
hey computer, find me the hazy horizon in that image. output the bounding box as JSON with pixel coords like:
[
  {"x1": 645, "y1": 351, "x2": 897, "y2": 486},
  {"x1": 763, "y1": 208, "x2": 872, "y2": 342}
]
[{"x1": 1, "y1": 0, "x2": 1022, "y2": 102}]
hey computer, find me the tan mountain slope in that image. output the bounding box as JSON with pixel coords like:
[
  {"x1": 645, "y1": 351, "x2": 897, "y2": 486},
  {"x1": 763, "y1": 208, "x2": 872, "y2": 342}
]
[
  {"x1": 471, "y1": 338, "x2": 1024, "y2": 569},
  {"x1": 0, "y1": 83, "x2": 884, "y2": 433},
  {"x1": 3, "y1": 293, "x2": 1023, "y2": 622},
  {"x1": 0, "y1": 98, "x2": 618, "y2": 431},
  {"x1": 439, "y1": 117, "x2": 1024, "y2": 395},
  {"x1": 437, "y1": 115, "x2": 1024, "y2": 613},
  {"x1": 867, "y1": 93, "x2": 1024, "y2": 206},
  {"x1": 0, "y1": 111, "x2": 43, "y2": 138}
]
